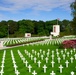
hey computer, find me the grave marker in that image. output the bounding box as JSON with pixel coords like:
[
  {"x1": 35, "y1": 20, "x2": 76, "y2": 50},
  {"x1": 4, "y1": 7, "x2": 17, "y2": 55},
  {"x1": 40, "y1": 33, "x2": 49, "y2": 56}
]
[
  {"x1": 65, "y1": 60, "x2": 69, "y2": 68},
  {"x1": 32, "y1": 70, "x2": 37, "y2": 75},
  {"x1": 51, "y1": 60, "x2": 55, "y2": 67},
  {"x1": 43, "y1": 65, "x2": 47, "y2": 73},
  {"x1": 50, "y1": 71, "x2": 56, "y2": 75},
  {"x1": 59, "y1": 65, "x2": 63, "y2": 73},
  {"x1": 28, "y1": 65, "x2": 32, "y2": 73},
  {"x1": 37, "y1": 60, "x2": 41, "y2": 67}
]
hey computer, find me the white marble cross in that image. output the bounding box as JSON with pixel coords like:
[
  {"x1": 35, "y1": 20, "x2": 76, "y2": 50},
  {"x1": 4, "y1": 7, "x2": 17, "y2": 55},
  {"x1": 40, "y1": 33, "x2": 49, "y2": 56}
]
[
  {"x1": 14, "y1": 64, "x2": 18, "y2": 72},
  {"x1": 37, "y1": 60, "x2": 41, "y2": 67},
  {"x1": 74, "y1": 54, "x2": 76, "y2": 60},
  {"x1": 61, "y1": 50, "x2": 63, "y2": 55},
  {"x1": 71, "y1": 71, "x2": 74, "y2": 75},
  {"x1": 50, "y1": 71, "x2": 56, "y2": 75},
  {"x1": 41, "y1": 55, "x2": 44, "y2": 60},
  {"x1": 28, "y1": 53, "x2": 31, "y2": 57},
  {"x1": 31, "y1": 55, "x2": 33, "y2": 60},
  {"x1": 32, "y1": 70, "x2": 37, "y2": 75},
  {"x1": 34, "y1": 57, "x2": 37, "y2": 63},
  {"x1": 56, "y1": 49, "x2": 58, "y2": 52},
  {"x1": 24, "y1": 60, "x2": 28, "y2": 67},
  {"x1": 0, "y1": 70, "x2": 4, "y2": 75},
  {"x1": 1, "y1": 64, "x2": 4, "y2": 68},
  {"x1": 15, "y1": 70, "x2": 20, "y2": 75},
  {"x1": 43, "y1": 51, "x2": 45, "y2": 55},
  {"x1": 63, "y1": 54, "x2": 66, "y2": 60},
  {"x1": 73, "y1": 48, "x2": 76, "y2": 52},
  {"x1": 35, "y1": 51, "x2": 37, "y2": 55},
  {"x1": 13, "y1": 60, "x2": 16, "y2": 64},
  {"x1": 52, "y1": 51, "x2": 54, "y2": 55},
  {"x1": 70, "y1": 57, "x2": 74, "y2": 63},
  {"x1": 56, "y1": 52, "x2": 59, "y2": 57},
  {"x1": 48, "y1": 49, "x2": 50, "y2": 52},
  {"x1": 28, "y1": 65, "x2": 32, "y2": 72},
  {"x1": 57, "y1": 57, "x2": 61, "y2": 63},
  {"x1": 51, "y1": 54, "x2": 54, "y2": 60},
  {"x1": 65, "y1": 60, "x2": 69, "y2": 68},
  {"x1": 51, "y1": 60, "x2": 55, "y2": 67},
  {"x1": 40, "y1": 49, "x2": 42, "y2": 53},
  {"x1": 70, "y1": 50, "x2": 73, "y2": 55},
  {"x1": 59, "y1": 65, "x2": 63, "y2": 73},
  {"x1": 37, "y1": 53, "x2": 40, "y2": 58},
  {"x1": 47, "y1": 52, "x2": 49, "y2": 57},
  {"x1": 32, "y1": 49, "x2": 34, "y2": 54},
  {"x1": 43, "y1": 65, "x2": 47, "y2": 73},
  {"x1": 67, "y1": 52, "x2": 70, "y2": 57},
  {"x1": 64, "y1": 48, "x2": 67, "y2": 53},
  {"x1": 45, "y1": 57, "x2": 48, "y2": 63}
]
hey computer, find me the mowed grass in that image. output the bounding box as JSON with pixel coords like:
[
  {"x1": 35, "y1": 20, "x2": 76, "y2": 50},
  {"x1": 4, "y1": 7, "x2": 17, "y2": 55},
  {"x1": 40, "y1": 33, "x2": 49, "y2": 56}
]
[{"x1": 0, "y1": 44, "x2": 76, "y2": 75}]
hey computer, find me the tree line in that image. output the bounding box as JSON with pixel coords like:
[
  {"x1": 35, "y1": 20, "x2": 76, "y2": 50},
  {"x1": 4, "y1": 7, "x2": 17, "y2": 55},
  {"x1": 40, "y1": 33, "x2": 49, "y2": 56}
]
[{"x1": 0, "y1": 19, "x2": 72, "y2": 38}]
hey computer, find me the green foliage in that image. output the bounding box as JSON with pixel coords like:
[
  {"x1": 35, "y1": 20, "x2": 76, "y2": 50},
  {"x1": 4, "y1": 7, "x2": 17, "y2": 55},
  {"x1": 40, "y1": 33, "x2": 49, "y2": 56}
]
[
  {"x1": 70, "y1": 0, "x2": 76, "y2": 35},
  {"x1": 0, "y1": 19, "x2": 72, "y2": 37}
]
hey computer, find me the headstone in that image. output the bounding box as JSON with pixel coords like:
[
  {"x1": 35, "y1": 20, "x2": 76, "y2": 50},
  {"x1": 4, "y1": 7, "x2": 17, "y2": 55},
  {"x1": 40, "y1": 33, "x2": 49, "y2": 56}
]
[
  {"x1": 28, "y1": 65, "x2": 32, "y2": 73},
  {"x1": 15, "y1": 70, "x2": 20, "y2": 75},
  {"x1": 45, "y1": 57, "x2": 48, "y2": 63},
  {"x1": 51, "y1": 60, "x2": 55, "y2": 67},
  {"x1": 32, "y1": 70, "x2": 37, "y2": 75},
  {"x1": 0, "y1": 41, "x2": 4, "y2": 48},
  {"x1": 37, "y1": 60, "x2": 41, "y2": 67},
  {"x1": 70, "y1": 57, "x2": 74, "y2": 63},
  {"x1": 74, "y1": 54, "x2": 76, "y2": 60},
  {"x1": 59, "y1": 65, "x2": 63, "y2": 73},
  {"x1": 50, "y1": 71, "x2": 56, "y2": 75},
  {"x1": 63, "y1": 54, "x2": 66, "y2": 60},
  {"x1": 50, "y1": 35, "x2": 52, "y2": 40},
  {"x1": 41, "y1": 55, "x2": 44, "y2": 60},
  {"x1": 65, "y1": 60, "x2": 69, "y2": 68},
  {"x1": 0, "y1": 70, "x2": 4, "y2": 75},
  {"x1": 57, "y1": 57, "x2": 61, "y2": 63},
  {"x1": 24, "y1": 60, "x2": 28, "y2": 67},
  {"x1": 43, "y1": 65, "x2": 47, "y2": 73},
  {"x1": 71, "y1": 71, "x2": 74, "y2": 75},
  {"x1": 34, "y1": 57, "x2": 37, "y2": 63},
  {"x1": 25, "y1": 33, "x2": 31, "y2": 38}
]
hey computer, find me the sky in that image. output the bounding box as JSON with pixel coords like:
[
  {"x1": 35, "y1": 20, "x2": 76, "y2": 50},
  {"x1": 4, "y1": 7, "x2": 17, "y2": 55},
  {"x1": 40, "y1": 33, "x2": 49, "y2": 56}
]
[{"x1": 0, "y1": 0, "x2": 75, "y2": 21}]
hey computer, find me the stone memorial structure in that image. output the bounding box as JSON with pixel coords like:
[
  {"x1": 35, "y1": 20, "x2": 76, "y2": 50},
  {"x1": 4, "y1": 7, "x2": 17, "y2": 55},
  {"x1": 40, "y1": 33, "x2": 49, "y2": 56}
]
[
  {"x1": 25, "y1": 33, "x2": 31, "y2": 38},
  {"x1": 51, "y1": 25, "x2": 60, "y2": 36}
]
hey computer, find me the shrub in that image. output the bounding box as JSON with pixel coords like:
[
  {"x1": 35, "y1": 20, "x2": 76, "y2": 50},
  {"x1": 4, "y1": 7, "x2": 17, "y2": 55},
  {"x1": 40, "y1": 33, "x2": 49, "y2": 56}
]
[{"x1": 62, "y1": 40, "x2": 76, "y2": 48}]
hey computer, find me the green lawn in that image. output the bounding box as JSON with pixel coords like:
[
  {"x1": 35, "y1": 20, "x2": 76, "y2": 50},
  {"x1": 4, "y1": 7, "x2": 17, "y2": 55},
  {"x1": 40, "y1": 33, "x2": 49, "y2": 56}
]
[{"x1": 0, "y1": 44, "x2": 76, "y2": 75}]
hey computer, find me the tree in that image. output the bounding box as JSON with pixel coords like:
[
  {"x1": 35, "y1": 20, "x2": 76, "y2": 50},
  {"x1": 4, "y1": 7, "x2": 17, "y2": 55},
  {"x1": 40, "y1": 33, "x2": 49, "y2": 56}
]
[
  {"x1": 7, "y1": 20, "x2": 18, "y2": 34},
  {"x1": 0, "y1": 20, "x2": 7, "y2": 37},
  {"x1": 70, "y1": 0, "x2": 76, "y2": 34}
]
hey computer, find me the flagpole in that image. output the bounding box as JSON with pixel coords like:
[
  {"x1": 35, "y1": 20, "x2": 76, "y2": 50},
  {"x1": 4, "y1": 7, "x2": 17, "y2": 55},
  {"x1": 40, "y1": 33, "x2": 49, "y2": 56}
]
[
  {"x1": 8, "y1": 24, "x2": 9, "y2": 38},
  {"x1": 57, "y1": 19, "x2": 58, "y2": 25}
]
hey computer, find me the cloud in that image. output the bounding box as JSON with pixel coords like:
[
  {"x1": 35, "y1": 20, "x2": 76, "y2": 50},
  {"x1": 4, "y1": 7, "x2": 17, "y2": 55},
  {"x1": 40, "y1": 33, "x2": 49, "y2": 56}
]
[{"x1": 0, "y1": 0, "x2": 74, "y2": 12}]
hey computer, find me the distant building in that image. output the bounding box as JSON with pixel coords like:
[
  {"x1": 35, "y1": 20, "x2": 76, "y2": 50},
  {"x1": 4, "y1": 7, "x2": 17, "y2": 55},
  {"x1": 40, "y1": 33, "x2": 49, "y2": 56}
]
[
  {"x1": 51, "y1": 25, "x2": 60, "y2": 36},
  {"x1": 25, "y1": 33, "x2": 31, "y2": 37}
]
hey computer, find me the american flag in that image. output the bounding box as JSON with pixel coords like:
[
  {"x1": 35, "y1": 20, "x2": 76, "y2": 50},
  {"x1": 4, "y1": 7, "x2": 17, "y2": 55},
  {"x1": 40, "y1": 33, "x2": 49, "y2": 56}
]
[{"x1": 57, "y1": 18, "x2": 60, "y2": 21}]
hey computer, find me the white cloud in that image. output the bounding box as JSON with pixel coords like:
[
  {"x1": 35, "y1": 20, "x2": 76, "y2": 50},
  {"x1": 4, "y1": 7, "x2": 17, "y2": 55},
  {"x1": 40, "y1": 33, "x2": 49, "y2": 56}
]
[{"x1": 0, "y1": 0, "x2": 74, "y2": 12}]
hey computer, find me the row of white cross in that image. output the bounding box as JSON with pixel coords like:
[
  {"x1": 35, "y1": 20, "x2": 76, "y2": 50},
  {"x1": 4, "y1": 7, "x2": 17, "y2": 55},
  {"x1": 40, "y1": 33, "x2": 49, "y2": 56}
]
[
  {"x1": 0, "y1": 50, "x2": 6, "y2": 75},
  {"x1": 3, "y1": 37, "x2": 46, "y2": 46},
  {"x1": 18, "y1": 49, "x2": 76, "y2": 75},
  {"x1": 0, "y1": 49, "x2": 76, "y2": 75},
  {"x1": 29, "y1": 38, "x2": 76, "y2": 46},
  {"x1": 18, "y1": 50, "x2": 37, "y2": 75},
  {"x1": 11, "y1": 50, "x2": 20, "y2": 75},
  {"x1": 25, "y1": 49, "x2": 76, "y2": 65}
]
